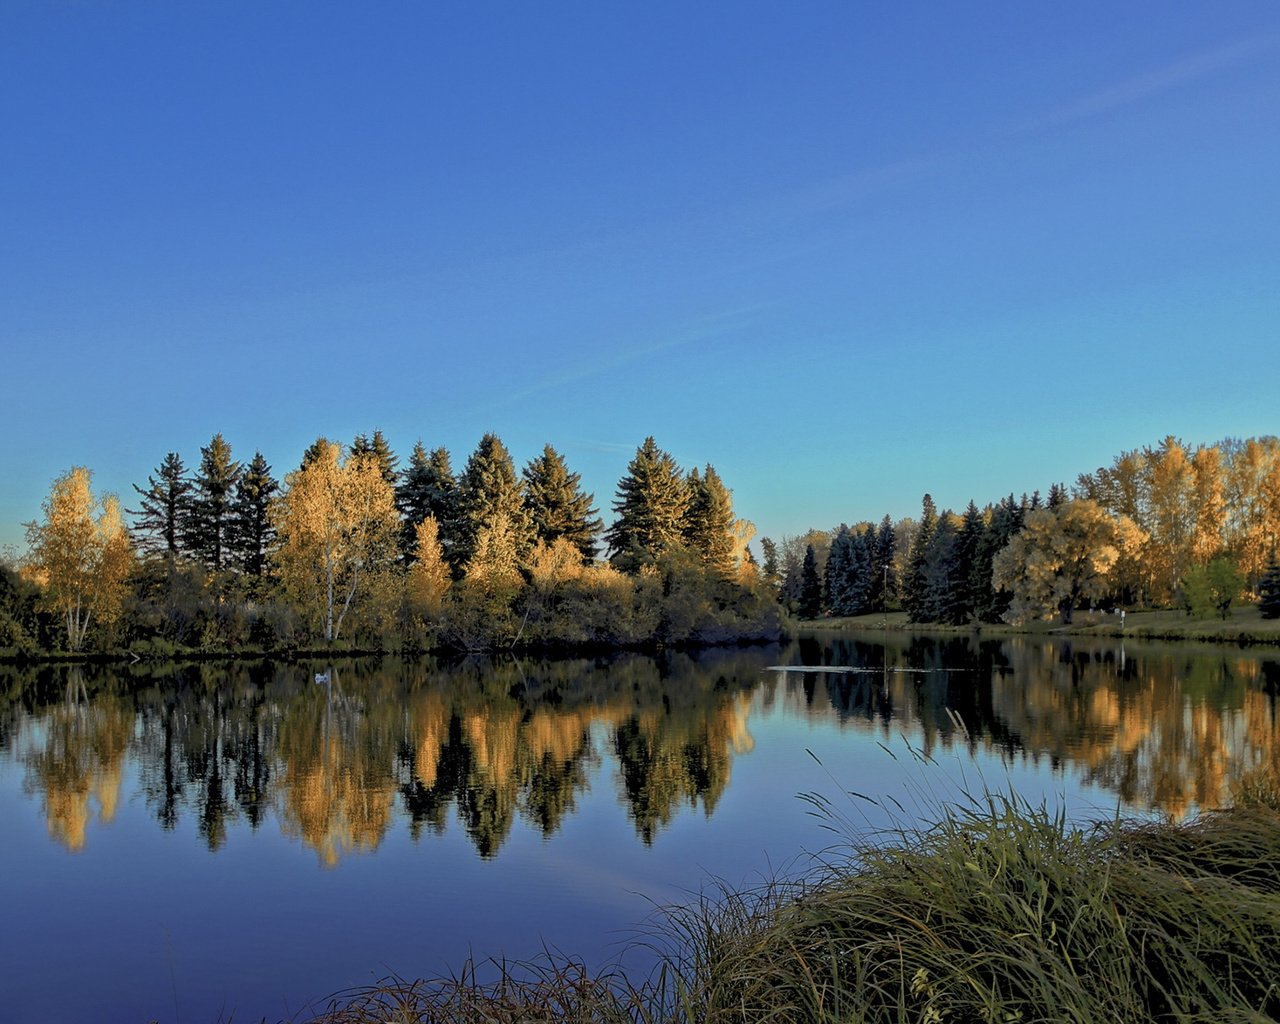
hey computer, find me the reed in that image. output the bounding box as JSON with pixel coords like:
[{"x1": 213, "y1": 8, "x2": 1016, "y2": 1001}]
[{"x1": 304, "y1": 780, "x2": 1280, "y2": 1024}]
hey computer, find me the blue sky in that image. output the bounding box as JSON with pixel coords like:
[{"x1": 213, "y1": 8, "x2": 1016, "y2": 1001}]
[{"x1": 3, "y1": 2, "x2": 1278, "y2": 555}]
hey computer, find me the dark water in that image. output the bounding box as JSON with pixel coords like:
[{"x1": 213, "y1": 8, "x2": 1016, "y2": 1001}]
[{"x1": 2, "y1": 633, "x2": 1278, "y2": 1023}]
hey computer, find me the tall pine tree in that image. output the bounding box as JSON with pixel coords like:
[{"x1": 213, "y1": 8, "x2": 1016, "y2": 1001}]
[
  {"x1": 605, "y1": 437, "x2": 689, "y2": 572},
  {"x1": 951, "y1": 500, "x2": 985, "y2": 623},
  {"x1": 522, "y1": 444, "x2": 603, "y2": 561},
  {"x1": 455, "y1": 433, "x2": 533, "y2": 570},
  {"x1": 129, "y1": 452, "x2": 193, "y2": 558},
  {"x1": 228, "y1": 451, "x2": 278, "y2": 580},
  {"x1": 351, "y1": 429, "x2": 399, "y2": 488},
  {"x1": 871, "y1": 515, "x2": 897, "y2": 612},
  {"x1": 972, "y1": 495, "x2": 1025, "y2": 623},
  {"x1": 682, "y1": 464, "x2": 736, "y2": 577},
  {"x1": 1259, "y1": 556, "x2": 1280, "y2": 619},
  {"x1": 189, "y1": 433, "x2": 241, "y2": 572},
  {"x1": 396, "y1": 442, "x2": 460, "y2": 565},
  {"x1": 922, "y1": 513, "x2": 961, "y2": 623},
  {"x1": 904, "y1": 494, "x2": 938, "y2": 622},
  {"x1": 799, "y1": 545, "x2": 823, "y2": 618}
]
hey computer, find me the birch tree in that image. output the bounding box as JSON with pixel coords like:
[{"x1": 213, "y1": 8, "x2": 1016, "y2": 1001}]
[
  {"x1": 24, "y1": 467, "x2": 134, "y2": 651},
  {"x1": 272, "y1": 440, "x2": 399, "y2": 642}
]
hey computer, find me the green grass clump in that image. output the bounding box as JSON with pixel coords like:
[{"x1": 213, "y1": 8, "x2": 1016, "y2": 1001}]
[
  {"x1": 675, "y1": 792, "x2": 1280, "y2": 1023},
  {"x1": 305, "y1": 787, "x2": 1280, "y2": 1024}
]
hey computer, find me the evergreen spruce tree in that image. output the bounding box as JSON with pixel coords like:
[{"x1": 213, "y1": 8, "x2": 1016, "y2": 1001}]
[
  {"x1": 188, "y1": 433, "x2": 242, "y2": 572},
  {"x1": 682, "y1": 464, "x2": 735, "y2": 577},
  {"x1": 848, "y1": 528, "x2": 873, "y2": 614},
  {"x1": 228, "y1": 451, "x2": 278, "y2": 580},
  {"x1": 972, "y1": 495, "x2": 1024, "y2": 622},
  {"x1": 825, "y1": 526, "x2": 852, "y2": 615},
  {"x1": 396, "y1": 442, "x2": 461, "y2": 564},
  {"x1": 952, "y1": 500, "x2": 985, "y2": 623},
  {"x1": 904, "y1": 494, "x2": 938, "y2": 622},
  {"x1": 759, "y1": 537, "x2": 781, "y2": 596},
  {"x1": 351, "y1": 429, "x2": 399, "y2": 488},
  {"x1": 129, "y1": 452, "x2": 194, "y2": 557},
  {"x1": 922, "y1": 514, "x2": 961, "y2": 623},
  {"x1": 1259, "y1": 556, "x2": 1280, "y2": 619},
  {"x1": 455, "y1": 433, "x2": 533, "y2": 570},
  {"x1": 605, "y1": 437, "x2": 689, "y2": 571},
  {"x1": 1046, "y1": 482, "x2": 1069, "y2": 509},
  {"x1": 872, "y1": 515, "x2": 897, "y2": 611},
  {"x1": 300, "y1": 438, "x2": 329, "y2": 468},
  {"x1": 522, "y1": 444, "x2": 603, "y2": 561},
  {"x1": 799, "y1": 544, "x2": 822, "y2": 618}
]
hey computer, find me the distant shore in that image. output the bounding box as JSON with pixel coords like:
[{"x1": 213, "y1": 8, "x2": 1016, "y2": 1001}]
[{"x1": 797, "y1": 605, "x2": 1280, "y2": 646}]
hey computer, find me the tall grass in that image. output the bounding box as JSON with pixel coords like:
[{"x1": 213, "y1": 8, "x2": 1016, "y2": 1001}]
[{"x1": 304, "y1": 775, "x2": 1280, "y2": 1024}]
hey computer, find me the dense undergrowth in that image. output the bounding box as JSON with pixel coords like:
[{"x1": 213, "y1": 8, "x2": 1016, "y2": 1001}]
[{"x1": 297, "y1": 772, "x2": 1280, "y2": 1024}]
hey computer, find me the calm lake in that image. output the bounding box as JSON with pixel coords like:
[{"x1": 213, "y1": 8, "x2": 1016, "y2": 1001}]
[{"x1": 3, "y1": 632, "x2": 1279, "y2": 1023}]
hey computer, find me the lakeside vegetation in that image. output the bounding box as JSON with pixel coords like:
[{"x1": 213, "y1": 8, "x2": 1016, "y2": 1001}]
[
  {"x1": 769, "y1": 434, "x2": 1280, "y2": 638},
  {"x1": 3, "y1": 433, "x2": 777, "y2": 659},
  {"x1": 6, "y1": 431, "x2": 1280, "y2": 661},
  {"x1": 298, "y1": 772, "x2": 1280, "y2": 1023}
]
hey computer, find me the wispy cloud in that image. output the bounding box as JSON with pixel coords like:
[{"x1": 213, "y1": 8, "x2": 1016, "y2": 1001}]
[
  {"x1": 470, "y1": 303, "x2": 766, "y2": 414},
  {"x1": 1012, "y1": 33, "x2": 1280, "y2": 134}
]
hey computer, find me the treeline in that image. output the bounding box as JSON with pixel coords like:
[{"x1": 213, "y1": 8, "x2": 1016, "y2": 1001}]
[
  {"x1": 767, "y1": 435, "x2": 1280, "y2": 626},
  {"x1": 4, "y1": 433, "x2": 778, "y2": 655}
]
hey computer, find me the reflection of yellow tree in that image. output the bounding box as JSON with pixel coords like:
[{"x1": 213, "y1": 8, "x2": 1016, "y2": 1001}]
[
  {"x1": 517, "y1": 707, "x2": 607, "y2": 835},
  {"x1": 274, "y1": 673, "x2": 398, "y2": 867},
  {"x1": 767, "y1": 640, "x2": 1280, "y2": 822},
  {"x1": 459, "y1": 705, "x2": 522, "y2": 857},
  {"x1": 987, "y1": 644, "x2": 1278, "y2": 818},
  {"x1": 613, "y1": 691, "x2": 754, "y2": 843},
  {"x1": 24, "y1": 671, "x2": 131, "y2": 851}
]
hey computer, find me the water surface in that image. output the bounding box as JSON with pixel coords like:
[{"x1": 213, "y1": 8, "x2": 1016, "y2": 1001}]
[{"x1": 2, "y1": 633, "x2": 1277, "y2": 1022}]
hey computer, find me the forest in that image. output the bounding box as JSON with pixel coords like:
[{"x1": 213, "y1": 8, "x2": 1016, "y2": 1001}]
[
  {"x1": 4, "y1": 432, "x2": 1280, "y2": 658},
  {"x1": 771, "y1": 434, "x2": 1280, "y2": 627},
  {"x1": 3, "y1": 433, "x2": 777, "y2": 655}
]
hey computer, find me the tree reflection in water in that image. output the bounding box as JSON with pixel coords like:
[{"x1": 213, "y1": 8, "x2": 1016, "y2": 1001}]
[{"x1": 4, "y1": 636, "x2": 1280, "y2": 862}]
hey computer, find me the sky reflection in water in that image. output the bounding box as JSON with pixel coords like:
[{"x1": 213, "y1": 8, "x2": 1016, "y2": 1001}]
[{"x1": 2, "y1": 633, "x2": 1278, "y2": 1023}]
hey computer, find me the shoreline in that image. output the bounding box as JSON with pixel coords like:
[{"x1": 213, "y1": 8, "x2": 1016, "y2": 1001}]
[
  {"x1": 8, "y1": 605, "x2": 1280, "y2": 666},
  {"x1": 797, "y1": 605, "x2": 1280, "y2": 647}
]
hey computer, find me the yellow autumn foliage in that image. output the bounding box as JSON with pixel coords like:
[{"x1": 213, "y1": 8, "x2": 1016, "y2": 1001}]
[{"x1": 24, "y1": 467, "x2": 134, "y2": 651}]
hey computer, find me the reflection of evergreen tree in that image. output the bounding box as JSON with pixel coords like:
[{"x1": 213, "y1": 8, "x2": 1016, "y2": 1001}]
[
  {"x1": 614, "y1": 718, "x2": 676, "y2": 844},
  {"x1": 397, "y1": 714, "x2": 470, "y2": 839},
  {"x1": 519, "y1": 746, "x2": 593, "y2": 835},
  {"x1": 612, "y1": 690, "x2": 737, "y2": 843},
  {"x1": 458, "y1": 777, "x2": 516, "y2": 859},
  {"x1": 232, "y1": 715, "x2": 270, "y2": 830}
]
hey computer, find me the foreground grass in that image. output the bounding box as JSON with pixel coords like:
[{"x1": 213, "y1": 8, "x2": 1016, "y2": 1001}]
[{"x1": 301, "y1": 781, "x2": 1280, "y2": 1024}]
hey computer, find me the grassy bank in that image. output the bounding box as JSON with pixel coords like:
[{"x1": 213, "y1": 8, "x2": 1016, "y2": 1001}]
[
  {"x1": 300, "y1": 781, "x2": 1280, "y2": 1024},
  {"x1": 803, "y1": 605, "x2": 1280, "y2": 646}
]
